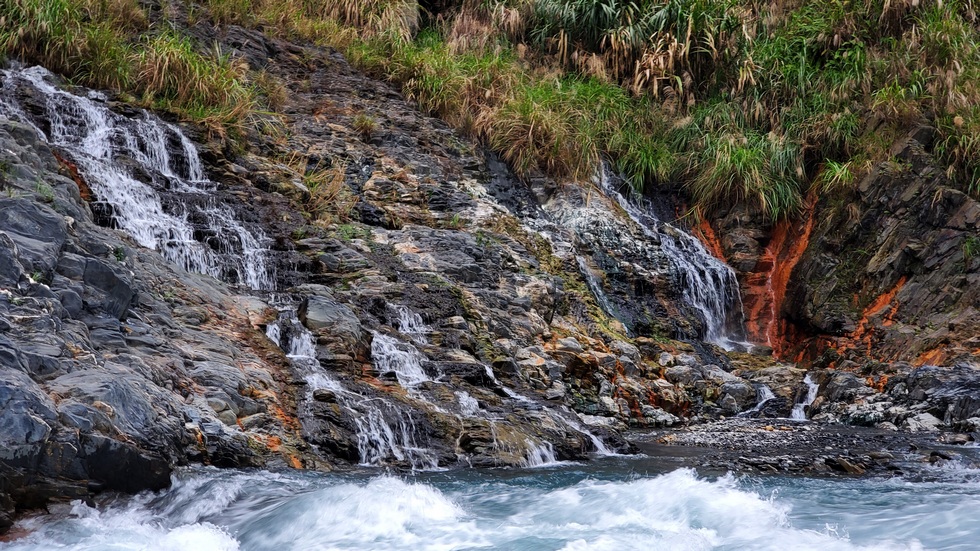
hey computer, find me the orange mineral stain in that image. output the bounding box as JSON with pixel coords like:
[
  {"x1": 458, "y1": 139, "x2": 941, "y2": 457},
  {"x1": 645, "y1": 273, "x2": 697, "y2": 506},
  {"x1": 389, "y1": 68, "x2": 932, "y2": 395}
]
[
  {"x1": 824, "y1": 276, "x2": 908, "y2": 361},
  {"x1": 914, "y1": 347, "x2": 947, "y2": 367},
  {"x1": 739, "y1": 195, "x2": 817, "y2": 356},
  {"x1": 693, "y1": 218, "x2": 727, "y2": 261}
]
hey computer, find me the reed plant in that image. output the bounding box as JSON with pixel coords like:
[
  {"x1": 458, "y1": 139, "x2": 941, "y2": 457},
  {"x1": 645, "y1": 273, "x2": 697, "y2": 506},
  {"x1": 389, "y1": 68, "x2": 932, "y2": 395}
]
[{"x1": 9, "y1": 0, "x2": 980, "y2": 215}]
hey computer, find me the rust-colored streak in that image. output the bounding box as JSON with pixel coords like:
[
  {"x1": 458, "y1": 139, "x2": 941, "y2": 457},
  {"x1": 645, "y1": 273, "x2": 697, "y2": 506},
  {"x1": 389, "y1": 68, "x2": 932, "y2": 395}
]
[
  {"x1": 862, "y1": 276, "x2": 908, "y2": 319},
  {"x1": 740, "y1": 195, "x2": 816, "y2": 355},
  {"x1": 865, "y1": 375, "x2": 888, "y2": 392},
  {"x1": 693, "y1": 218, "x2": 727, "y2": 261},
  {"x1": 913, "y1": 347, "x2": 947, "y2": 367},
  {"x1": 53, "y1": 151, "x2": 93, "y2": 202},
  {"x1": 767, "y1": 202, "x2": 816, "y2": 355},
  {"x1": 828, "y1": 276, "x2": 909, "y2": 361}
]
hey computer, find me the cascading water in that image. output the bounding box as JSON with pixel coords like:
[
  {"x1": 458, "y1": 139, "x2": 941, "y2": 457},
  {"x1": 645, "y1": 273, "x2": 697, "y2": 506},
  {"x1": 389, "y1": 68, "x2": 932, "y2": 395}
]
[
  {"x1": 520, "y1": 439, "x2": 558, "y2": 468},
  {"x1": 597, "y1": 165, "x2": 747, "y2": 349},
  {"x1": 473, "y1": 363, "x2": 614, "y2": 458},
  {"x1": 266, "y1": 309, "x2": 438, "y2": 470},
  {"x1": 371, "y1": 331, "x2": 431, "y2": 388},
  {"x1": 739, "y1": 384, "x2": 777, "y2": 417},
  {"x1": 0, "y1": 66, "x2": 273, "y2": 289},
  {"x1": 791, "y1": 374, "x2": 819, "y2": 420},
  {"x1": 390, "y1": 304, "x2": 430, "y2": 344},
  {"x1": 576, "y1": 255, "x2": 624, "y2": 330}
]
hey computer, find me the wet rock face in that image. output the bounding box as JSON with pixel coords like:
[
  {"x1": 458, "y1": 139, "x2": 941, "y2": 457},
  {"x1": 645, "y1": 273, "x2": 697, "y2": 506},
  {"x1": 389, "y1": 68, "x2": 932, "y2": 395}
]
[
  {"x1": 780, "y1": 128, "x2": 979, "y2": 367},
  {"x1": 0, "y1": 13, "x2": 782, "y2": 528},
  {"x1": 229, "y1": 33, "x2": 752, "y2": 467},
  {"x1": 0, "y1": 119, "x2": 306, "y2": 526}
]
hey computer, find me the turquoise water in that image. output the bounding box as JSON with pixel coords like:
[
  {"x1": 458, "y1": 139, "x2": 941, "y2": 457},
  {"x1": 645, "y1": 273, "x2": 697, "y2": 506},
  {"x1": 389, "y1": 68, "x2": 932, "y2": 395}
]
[{"x1": 4, "y1": 456, "x2": 980, "y2": 550}]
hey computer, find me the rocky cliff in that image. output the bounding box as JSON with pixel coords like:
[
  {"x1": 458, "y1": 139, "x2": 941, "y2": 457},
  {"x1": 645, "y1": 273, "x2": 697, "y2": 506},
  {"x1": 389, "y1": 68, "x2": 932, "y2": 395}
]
[
  {"x1": 2, "y1": 1, "x2": 980, "y2": 534},
  {"x1": 0, "y1": 23, "x2": 782, "y2": 531}
]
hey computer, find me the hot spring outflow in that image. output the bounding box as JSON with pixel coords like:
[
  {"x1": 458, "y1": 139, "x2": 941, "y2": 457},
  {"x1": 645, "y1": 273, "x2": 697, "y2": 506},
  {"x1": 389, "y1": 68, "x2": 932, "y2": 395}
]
[{"x1": 0, "y1": 66, "x2": 274, "y2": 290}]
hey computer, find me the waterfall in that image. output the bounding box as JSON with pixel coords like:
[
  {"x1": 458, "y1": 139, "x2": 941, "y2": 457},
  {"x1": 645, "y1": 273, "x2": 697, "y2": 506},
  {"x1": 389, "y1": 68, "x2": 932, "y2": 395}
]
[
  {"x1": 477, "y1": 365, "x2": 614, "y2": 457},
  {"x1": 390, "y1": 304, "x2": 430, "y2": 344},
  {"x1": 370, "y1": 332, "x2": 431, "y2": 388},
  {"x1": 596, "y1": 165, "x2": 747, "y2": 349},
  {"x1": 455, "y1": 390, "x2": 480, "y2": 417},
  {"x1": 352, "y1": 403, "x2": 437, "y2": 469},
  {"x1": 791, "y1": 374, "x2": 819, "y2": 420},
  {"x1": 739, "y1": 384, "x2": 777, "y2": 417},
  {"x1": 554, "y1": 409, "x2": 614, "y2": 456},
  {"x1": 267, "y1": 309, "x2": 438, "y2": 470},
  {"x1": 576, "y1": 255, "x2": 624, "y2": 331},
  {"x1": 0, "y1": 66, "x2": 273, "y2": 290},
  {"x1": 520, "y1": 439, "x2": 558, "y2": 468}
]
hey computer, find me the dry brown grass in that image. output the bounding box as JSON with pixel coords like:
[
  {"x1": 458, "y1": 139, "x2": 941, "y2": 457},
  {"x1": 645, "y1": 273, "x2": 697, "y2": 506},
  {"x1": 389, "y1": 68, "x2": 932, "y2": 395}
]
[{"x1": 285, "y1": 154, "x2": 357, "y2": 223}]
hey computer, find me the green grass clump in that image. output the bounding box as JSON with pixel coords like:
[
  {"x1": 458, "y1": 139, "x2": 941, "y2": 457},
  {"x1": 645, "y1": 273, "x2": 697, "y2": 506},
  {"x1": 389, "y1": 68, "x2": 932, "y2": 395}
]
[
  {"x1": 0, "y1": 0, "x2": 144, "y2": 88},
  {"x1": 0, "y1": 0, "x2": 263, "y2": 139},
  {"x1": 350, "y1": 28, "x2": 674, "y2": 186},
  {"x1": 134, "y1": 33, "x2": 256, "y2": 136}
]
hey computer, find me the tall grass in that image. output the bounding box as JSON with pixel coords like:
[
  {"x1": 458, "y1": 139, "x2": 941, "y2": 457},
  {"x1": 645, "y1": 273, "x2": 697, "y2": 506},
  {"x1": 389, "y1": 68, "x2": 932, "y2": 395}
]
[
  {"x1": 203, "y1": 0, "x2": 417, "y2": 44},
  {"x1": 0, "y1": 0, "x2": 264, "y2": 138},
  {"x1": 675, "y1": 101, "x2": 804, "y2": 218},
  {"x1": 350, "y1": 28, "x2": 676, "y2": 188},
  {"x1": 134, "y1": 33, "x2": 256, "y2": 135},
  {"x1": 0, "y1": 0, "x2": 142, "y2": 86},
  {"x1": 525, "y1": 0, "x2": 743, "y2": 98}
]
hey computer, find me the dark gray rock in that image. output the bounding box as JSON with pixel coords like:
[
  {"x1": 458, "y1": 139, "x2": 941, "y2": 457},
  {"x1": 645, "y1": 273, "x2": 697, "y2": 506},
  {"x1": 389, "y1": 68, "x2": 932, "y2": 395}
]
[
  {"x1": 0, "y1": 370, "x2": 57, "y2": 464},
  {"x1": 821, "y1": 371, "x2": 873, "y2": 403},
  {"x1": 299, "y1": 294, "x2": 364, "y2": 347},
  {"x1": 0, "y1": 198, "x2": 67, "y2": 274},
  {"x1": 0, "y1": 232, "x2": 25, "y2": 288},
  {"x1": 83, "y1": 259, "x2": 136, "y2": 319}
]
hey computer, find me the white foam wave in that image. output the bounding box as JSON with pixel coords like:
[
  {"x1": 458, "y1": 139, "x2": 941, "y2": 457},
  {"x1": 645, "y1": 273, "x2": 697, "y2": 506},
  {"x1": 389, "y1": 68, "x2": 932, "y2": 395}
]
[
  {"x1": 2, "y1": 500, "x2": 239, "y2": 551},
  {"x1": 1, "y1": 469, "x2": 929, "y2": 551}
]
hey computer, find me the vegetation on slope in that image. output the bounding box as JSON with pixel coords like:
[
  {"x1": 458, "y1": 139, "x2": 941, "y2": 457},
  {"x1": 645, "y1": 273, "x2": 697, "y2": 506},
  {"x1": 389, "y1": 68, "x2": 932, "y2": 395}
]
[
  {"x1": 334, "y1": 0, "x2": 980, "y2": 218},
  {"x1": 3, "y1": 0, "x2": 979, "y2": 218},
  {"x1": 0, "y1": 0, "x2": 259, "y2": 137}
]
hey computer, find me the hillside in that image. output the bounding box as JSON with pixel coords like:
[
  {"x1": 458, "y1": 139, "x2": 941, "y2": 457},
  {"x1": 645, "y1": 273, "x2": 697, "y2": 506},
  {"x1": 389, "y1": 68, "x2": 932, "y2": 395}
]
[{"x1": 0, "y1": 0, "x2": 978, "y2": 534}]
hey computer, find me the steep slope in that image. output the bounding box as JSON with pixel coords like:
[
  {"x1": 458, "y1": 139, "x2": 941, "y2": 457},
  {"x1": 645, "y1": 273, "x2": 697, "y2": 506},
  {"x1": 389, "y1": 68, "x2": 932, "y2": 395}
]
[{"x1": 0, "y1": 14, "x2": 783, "y2": 532}]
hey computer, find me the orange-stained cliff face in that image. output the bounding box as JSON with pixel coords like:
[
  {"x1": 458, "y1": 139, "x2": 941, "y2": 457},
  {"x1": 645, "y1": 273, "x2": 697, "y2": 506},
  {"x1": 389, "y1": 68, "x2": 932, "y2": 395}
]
[
  {"x1": 693, "y1": 217, "x2": 727, "y2": 262},
  {"x1": 703, "y1": 197, "x2": 816, "y2": 358},
  {"x1": 707, "y1": 130, "x2": 979, "y2": 370}
]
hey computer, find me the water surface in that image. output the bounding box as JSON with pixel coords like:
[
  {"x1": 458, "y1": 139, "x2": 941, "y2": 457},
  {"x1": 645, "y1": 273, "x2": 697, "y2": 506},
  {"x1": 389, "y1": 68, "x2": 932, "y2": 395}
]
[{"x1": 5, "y1": 455, "x2": 980, "y2": 550}]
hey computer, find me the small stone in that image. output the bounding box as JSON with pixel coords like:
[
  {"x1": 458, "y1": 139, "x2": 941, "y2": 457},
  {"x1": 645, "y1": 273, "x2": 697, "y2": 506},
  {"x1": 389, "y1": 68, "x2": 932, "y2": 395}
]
[
  {"x1": 239, "y1": 413, "x2": 269, "y2": 431},
  {"x1": 544, "y1": 381, "x2": 566, "y2": 400},
  {"x1": 217, "y1": 410, "x2": 238, "y2": 426},
  {"x1": 903, "y1": 412, "x2": 943, "y2": 432},
  {"x1": 312, "y1": 389, "x2": 337, "y2": 403},
  {"x1": 556, "y1": 337, "x2": 583, "y2": 353},
  {"x1": 836, "y1": 457, "x2": 866, "y2": 475}
]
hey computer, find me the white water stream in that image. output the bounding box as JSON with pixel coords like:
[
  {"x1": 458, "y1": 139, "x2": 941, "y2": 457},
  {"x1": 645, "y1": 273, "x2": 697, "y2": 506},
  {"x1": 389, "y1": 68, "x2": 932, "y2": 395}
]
[
  {"x1": 791, "y1": 374, "x2": 820, "y2": 420},
  {"x1": 0, "y1": 66, "x2": 273, "y2": 289},
  {"x1": 739, "y1": 384, "x2": 777, "y2": 417},
  {"x1": 597, "y1": 165, "x2": 748, "y2": 349},
  {"x1": 267, "y1": 309, "x2": 439, "y2": 470}
]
